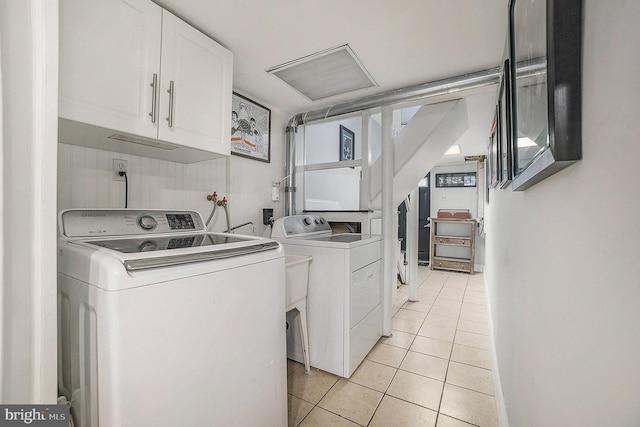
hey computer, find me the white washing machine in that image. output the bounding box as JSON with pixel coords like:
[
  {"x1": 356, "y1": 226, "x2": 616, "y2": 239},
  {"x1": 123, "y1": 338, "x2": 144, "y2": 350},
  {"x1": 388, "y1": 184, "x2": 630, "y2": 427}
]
[
  {"x1": 271, "y1": 215, "x2": 383, "y2": 378},
  {"x1": 57, "y1": 209, "x2": 286, "y2": 427}
]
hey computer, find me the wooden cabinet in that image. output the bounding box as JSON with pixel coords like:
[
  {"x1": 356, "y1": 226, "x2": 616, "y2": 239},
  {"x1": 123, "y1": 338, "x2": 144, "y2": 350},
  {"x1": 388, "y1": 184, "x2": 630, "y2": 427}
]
[
  {"x1": 429, "y1": 218, "x2": 476, "y2": 274},
  {"x1": 59, "y1": 0, "x2": 233, "y2": 162}
]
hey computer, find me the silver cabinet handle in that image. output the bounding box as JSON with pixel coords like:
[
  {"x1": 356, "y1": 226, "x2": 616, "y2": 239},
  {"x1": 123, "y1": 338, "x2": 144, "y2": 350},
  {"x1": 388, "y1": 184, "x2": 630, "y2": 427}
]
[
  {"x1": 149, "y1": 73, "x2": 158, "y2": 123},
  {"x1": 166, "y1": 80, "x2": 175, "y2": 128}
]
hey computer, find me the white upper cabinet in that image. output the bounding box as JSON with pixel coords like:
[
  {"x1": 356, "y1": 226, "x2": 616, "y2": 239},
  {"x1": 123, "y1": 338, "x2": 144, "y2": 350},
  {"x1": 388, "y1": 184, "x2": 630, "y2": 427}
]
[
  {"x1": 58, "y1": 0, "x2": 233, "y2": 162},
  {"x1": 59, "y1": 0, "x2": 162, "y2": 139},
  {"x1": 158, "y1": 11, "x2": 232, "y2": 154}
]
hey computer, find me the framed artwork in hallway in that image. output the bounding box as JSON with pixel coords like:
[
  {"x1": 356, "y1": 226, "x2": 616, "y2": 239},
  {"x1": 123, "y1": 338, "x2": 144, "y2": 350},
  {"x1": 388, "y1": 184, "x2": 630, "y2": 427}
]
[
  {"x1": 231, "y1": 92, "x2": 271, "y2": 162},
  {"x1": 488, "y1": 107, "x2": 501, "y2": 189},
  {"x1": 499, "y1": 58, "x2": 513, "y2": 188},
  {"x1": 509, "y1": 0, "x2": 582, "y2": 190},
  {"x1": 339, "y1": 125, "x2": 355, "y2": 161}
]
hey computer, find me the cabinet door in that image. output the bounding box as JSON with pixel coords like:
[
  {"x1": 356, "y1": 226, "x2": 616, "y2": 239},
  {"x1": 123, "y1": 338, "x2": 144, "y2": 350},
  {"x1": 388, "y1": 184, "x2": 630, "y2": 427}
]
[
  {"x1": 158, "y1": 10, "x2": 233, "y2": 155},
  {"x1": 350, "y1": 260, "x2": 382, "y2": 327},
  {"x1": 59, "y1": 0, "x2": 162, "y2": 139}
]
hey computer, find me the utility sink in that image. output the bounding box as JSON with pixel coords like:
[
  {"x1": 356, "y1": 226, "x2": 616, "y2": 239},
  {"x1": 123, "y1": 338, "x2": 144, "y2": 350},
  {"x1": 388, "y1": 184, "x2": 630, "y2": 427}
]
[
  {"x1": 285, "y1": 254, "x2": 312, "y2": 308},
  {"x1": 284, "y1": 254, "x2": 312, "y2": 373}
]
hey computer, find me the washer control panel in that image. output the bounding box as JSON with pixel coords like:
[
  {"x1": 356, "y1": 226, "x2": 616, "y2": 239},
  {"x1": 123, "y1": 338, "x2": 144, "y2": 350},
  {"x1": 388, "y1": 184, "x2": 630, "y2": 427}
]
[
  {"x1": 166, "y1": 213, "x2": 196, "y2": 230},
  {"x1": 59, "y1": 209, "x2": 205, "y2": 238}
]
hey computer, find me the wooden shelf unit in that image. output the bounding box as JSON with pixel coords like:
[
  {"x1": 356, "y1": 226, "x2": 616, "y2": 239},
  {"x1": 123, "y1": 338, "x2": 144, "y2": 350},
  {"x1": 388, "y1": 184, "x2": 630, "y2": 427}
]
[{"x1": 429, "y1": 218, "x2": 476, "y2": 274}]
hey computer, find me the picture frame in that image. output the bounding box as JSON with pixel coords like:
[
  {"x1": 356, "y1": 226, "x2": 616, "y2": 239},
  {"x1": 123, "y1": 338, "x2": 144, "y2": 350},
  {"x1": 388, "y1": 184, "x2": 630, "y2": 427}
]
[
  {"x1": 509, "y1": 0, "x2": 582, "y2": 190},
  {"x1": 231, "y1": 92, "x2": 271, "y2": 163},
  {"x1": 499, "y1": 59, "x2": 513, "y2": 188},
  {"x1": 485, "y1": 158, "x2": 491, "y2": 205},
  {"x1": 435, "y1": 172, "x2": 477, "y2": 188},
  {"x1": 339, "y1": 125, "x2": 355, "y2": 161},
  {"x1": 488, "y1": 107, "x2": 501, "y2": 188}
]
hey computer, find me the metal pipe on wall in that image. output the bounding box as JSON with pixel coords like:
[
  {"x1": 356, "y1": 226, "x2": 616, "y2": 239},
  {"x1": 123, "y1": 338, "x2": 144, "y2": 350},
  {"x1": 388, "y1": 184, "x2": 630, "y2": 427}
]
[{"x1": 284, "y1": 123, "x2": 297, "y2": 216}]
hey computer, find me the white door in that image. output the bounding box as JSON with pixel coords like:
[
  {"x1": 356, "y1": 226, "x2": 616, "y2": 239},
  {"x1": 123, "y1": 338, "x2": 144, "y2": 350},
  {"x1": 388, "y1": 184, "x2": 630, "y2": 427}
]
[
  {"x1": 158, "y1": 10, "x2": 233, "y2": 154},
  {"x1": 58, "y1": 0, "x2": 162, "y2": 139}
]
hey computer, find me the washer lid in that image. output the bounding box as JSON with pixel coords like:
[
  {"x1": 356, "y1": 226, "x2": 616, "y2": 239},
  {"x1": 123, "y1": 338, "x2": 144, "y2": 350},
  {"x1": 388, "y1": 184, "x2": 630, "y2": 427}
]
[
  {"x1": 86, "y1": 233, "x2": 248, "y2": 253},
  {"x1": 66, "y1": 233, "x2": 281, "y2": 272},
  {"x1": 304, "y1": 234, "x2": 368, "y2": 243}
]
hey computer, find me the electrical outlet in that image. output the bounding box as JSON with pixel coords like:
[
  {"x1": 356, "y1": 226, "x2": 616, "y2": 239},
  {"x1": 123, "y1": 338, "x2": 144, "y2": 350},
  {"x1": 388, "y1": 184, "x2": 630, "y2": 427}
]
[
  {"x1": 262, "y1": 208, "x2": 274, "y2": 226},
  {"x1": 113, "y1": 159, "x2": 128, "y2": 181}
]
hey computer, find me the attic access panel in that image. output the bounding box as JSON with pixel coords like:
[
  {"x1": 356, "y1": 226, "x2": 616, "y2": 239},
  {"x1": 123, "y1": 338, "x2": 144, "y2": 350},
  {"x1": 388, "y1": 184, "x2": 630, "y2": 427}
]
[{"x1": 267, "y1": 45, "x2": 377, "y2": 101}]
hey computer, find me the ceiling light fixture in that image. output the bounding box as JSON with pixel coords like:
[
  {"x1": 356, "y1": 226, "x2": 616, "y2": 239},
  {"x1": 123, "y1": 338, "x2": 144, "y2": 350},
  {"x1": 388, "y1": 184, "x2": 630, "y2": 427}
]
[{"x1": 266, "y1": 44, "x2": 377, "y2": 101}]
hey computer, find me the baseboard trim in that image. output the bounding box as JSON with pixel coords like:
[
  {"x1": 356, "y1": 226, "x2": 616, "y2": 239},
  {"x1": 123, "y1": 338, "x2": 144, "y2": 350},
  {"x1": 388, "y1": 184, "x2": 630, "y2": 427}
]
[{"x1": 483, "y1": 272, "x2": 509, "y2": 427}]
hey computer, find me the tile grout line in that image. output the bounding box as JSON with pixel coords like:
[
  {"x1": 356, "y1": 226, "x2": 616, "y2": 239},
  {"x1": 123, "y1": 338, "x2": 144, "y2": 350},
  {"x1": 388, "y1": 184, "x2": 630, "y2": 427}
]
[
  {"x1": 374, "y1": 274, "x2": 444, "y2": 424},
  {"x1": 432, "y1": 275, "x2": 460, "y2": 426},
  {"x1": 436, "y1": 274, "x2": 491, "y2": 427},
  {"x1": 434, "y1": 273, "x2": 479, "y2": 427},
  {"x1": 365, "y1": 272, "x2": 445, "y2": 425},
  {"x1": 290, "y1": 270, "x2": 493, "y2": 427},
  {"x1": 293, "y1": 270, "x2": 427, "y2": 427}
]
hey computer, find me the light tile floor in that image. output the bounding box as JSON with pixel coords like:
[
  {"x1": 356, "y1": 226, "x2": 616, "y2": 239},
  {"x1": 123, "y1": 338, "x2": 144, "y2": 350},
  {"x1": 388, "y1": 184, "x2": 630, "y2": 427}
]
[{"x1": 287, "y1": 267, "x2": 499, "y2": 427}]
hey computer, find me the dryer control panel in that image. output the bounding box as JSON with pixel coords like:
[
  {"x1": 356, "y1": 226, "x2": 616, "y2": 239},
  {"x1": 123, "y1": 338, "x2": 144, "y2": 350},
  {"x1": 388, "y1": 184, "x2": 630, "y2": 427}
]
[{"x1": 271, "y1": 215, "x2": 332, "y2": 239}]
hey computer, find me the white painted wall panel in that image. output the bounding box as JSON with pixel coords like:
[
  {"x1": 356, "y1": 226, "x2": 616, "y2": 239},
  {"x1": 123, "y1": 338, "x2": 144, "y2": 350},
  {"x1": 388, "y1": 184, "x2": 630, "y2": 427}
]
[
  {"x1": 485, "y1": 1, "x2": 640, "y2": 425},
  {"x1": 430, "y1": 162, "x2": 479, "y2": 218},
  {"x1": 57, "y1": 105, "x2": 287, "y2": 236},
  {"x1": 1, "y1": 0, "x2": 58, "y2": 403}
]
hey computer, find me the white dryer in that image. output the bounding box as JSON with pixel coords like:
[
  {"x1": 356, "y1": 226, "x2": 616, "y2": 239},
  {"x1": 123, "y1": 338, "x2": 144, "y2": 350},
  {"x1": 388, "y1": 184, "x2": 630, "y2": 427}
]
[
  {"x1": 57, "y1": 209, "x2": 286, "y2": 427},
  {"x1": 272, "y1": 215, "x2": 383, "y2": 378}
]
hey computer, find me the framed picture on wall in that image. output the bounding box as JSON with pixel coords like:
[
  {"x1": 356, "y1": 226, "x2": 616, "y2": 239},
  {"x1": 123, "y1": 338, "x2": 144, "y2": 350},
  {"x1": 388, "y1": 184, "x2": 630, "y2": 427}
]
[
  {"x1": 485, "y1": 158, "x2": 491, "y2": 204},
  {"x1": 488, "y1": 107, "x2": 501, "y2": 188},
  {"x1": 435, "y1": 172, "x2": 477, "y2": 188},
  {"x1": 231, "y1": 92, "x2": 271, "y2": 163},
  {"x1": 499, "y1": 59, "x2": 513, "y2": 188},
  {"x1": 509, "y1": 0, "x2": 582, "y2": 190},
  {"x1": 339, "y1": 125, "x2": 355, "y2": 161}
]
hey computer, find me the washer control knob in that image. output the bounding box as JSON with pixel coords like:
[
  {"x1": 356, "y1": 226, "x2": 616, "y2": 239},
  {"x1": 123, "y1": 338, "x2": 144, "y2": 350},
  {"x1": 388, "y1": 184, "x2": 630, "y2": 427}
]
[
  {"x1": 138, "y1": 215, "x2": 157, "y2": 231},
  {"x1": 303, "y1": 217, "x2": 313, "y2": 226}
]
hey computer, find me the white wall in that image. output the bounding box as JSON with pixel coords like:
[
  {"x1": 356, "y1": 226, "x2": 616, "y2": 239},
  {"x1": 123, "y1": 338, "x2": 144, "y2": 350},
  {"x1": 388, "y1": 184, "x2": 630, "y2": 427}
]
[
  {"x1": 1, "y1": 0, "x2": 59, "y2": 403},
  {"x1": 227, "y1": 107, "x2": 287, "y2": 233},
  {"x1": 485, "y1": 1, "x2": 640, "y2": 425},
  {"x1": 58, "y1": 105, "x2": 287, "y2": 236},
  {"x1": 430, "y1": 162, "x2": 480, "y2": 218},
  {"x1": 304, "y1": 167, "x2": 361, "y2": 211},
  {"x1": 305, "y1": 116, "x2": 362, "y2": 164},
  {"x1": 302, "y1": 116, "x2": 363, "y2": 210}
]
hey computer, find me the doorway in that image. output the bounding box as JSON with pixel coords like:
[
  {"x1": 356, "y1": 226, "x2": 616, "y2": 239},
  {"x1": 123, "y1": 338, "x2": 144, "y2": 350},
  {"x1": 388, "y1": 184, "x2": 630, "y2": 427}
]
[
  {"x1": 417, "y1": 177, "x2": 431, "y2": 264},
  {"x1": 397, "y1": 174, "x2": 431, "y2": 265}
]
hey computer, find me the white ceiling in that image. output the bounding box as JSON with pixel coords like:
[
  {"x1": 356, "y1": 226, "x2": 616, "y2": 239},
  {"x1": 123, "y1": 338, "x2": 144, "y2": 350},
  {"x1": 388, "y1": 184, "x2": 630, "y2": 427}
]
[{"x1": 154, "y1": 0, "x2": 509, "y2": 156}]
